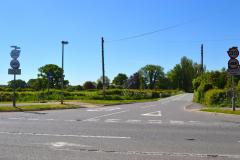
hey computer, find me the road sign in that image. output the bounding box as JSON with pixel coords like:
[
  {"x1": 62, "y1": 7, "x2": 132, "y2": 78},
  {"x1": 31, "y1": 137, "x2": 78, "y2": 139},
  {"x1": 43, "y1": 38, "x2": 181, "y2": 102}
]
[
  {"x1": 8, "y1": 69, "x2": 21, "y2": 75},
  {"x1": 228, "y1": 58, "x2": 239, "y2": 69},
  {"x1": 10, "y1": 49, "x2": 20, "y2": 59},
  {"x1": 228, "y1": 47, "x2": 239, "y2": 59},
  {"x1": 10, "y1": 59, "x2": 20, "y2": 69},
  {"x1": 227, "y1": 68, "x2": 240, "y2": 75}
]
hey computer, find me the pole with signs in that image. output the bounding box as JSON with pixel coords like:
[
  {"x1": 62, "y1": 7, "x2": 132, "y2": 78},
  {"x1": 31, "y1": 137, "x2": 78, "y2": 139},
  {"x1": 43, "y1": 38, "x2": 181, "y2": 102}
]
[
  {"x1": 227, "y1": 47, "x2": 239, "y2": 111},
  {"x1": 8, "y1": 46, "x2": 21, "y2": 107}
]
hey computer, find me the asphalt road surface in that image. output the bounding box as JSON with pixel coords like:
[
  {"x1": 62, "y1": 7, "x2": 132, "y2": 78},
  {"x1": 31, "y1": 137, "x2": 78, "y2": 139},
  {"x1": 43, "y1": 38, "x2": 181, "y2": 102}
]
[{"x1": 0, "y1": 93, "x2": 240, "y2": 160}]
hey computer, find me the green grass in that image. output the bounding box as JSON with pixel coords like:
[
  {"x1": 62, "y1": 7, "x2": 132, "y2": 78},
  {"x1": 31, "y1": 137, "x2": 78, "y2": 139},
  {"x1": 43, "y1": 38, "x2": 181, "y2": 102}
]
[
  {"x1": 0, "y1": 104, "x2": 82, "y2": 112},
  {"x1": 201, "y1": 108, "x2": 240, "y2": 115}
]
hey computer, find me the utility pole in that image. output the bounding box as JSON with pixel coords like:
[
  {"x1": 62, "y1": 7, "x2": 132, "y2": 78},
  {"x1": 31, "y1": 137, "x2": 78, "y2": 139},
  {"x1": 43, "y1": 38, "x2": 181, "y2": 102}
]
[
  {"x1": 61, "y1": 41, "x2": 68, "y2": 104},
  {"x1": 101, "y1": 37, "x2": 106, "y2": 98},
  {"x1": 201, "y1": 44, "x2": 204, "y2": 74}
]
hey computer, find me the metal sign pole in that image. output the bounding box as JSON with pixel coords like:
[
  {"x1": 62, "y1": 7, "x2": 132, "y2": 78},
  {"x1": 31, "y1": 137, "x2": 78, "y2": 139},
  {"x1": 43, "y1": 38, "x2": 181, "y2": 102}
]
[
  {"x1": 232, "y1": 75, "x2": 236, "y2": 111},
  {"x1": 13, "y1": 73, "x2": 16, "y2": 107}
]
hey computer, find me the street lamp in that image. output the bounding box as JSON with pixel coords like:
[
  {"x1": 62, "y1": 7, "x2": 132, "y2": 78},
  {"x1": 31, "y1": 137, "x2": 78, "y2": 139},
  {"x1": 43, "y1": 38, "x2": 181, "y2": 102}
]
[{"x1": 61, "y1": 41, "x2": 68, "y2": 104}]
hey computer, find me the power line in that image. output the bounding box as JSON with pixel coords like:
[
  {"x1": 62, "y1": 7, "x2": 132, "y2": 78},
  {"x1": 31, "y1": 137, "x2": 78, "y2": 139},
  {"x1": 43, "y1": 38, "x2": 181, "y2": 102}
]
[{"x1": 106, "y1": 18, "x2": 201, "y2": 43}]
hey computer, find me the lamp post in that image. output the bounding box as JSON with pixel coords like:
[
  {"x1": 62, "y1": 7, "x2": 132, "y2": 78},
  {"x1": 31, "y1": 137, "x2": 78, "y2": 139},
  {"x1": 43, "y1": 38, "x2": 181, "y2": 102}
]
[{"x1": 61, "y1": 41, "x2": 68, "y2": 104}]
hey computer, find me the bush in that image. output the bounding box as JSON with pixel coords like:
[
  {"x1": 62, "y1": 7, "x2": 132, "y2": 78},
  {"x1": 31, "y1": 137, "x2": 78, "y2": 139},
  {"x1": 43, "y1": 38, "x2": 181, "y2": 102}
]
[{"x1": 204, "y1": 89, "x2": 227, "y2": 107}]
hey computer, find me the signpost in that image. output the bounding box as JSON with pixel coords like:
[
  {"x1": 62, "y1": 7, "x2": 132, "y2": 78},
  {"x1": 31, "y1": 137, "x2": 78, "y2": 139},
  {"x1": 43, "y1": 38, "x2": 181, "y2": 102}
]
[
  {"x1": 8, "y1": 46, "x2": 21, "y2": 107},
  {"x1": 227, "y1": 47, "x2": 239, "y2": 111}
]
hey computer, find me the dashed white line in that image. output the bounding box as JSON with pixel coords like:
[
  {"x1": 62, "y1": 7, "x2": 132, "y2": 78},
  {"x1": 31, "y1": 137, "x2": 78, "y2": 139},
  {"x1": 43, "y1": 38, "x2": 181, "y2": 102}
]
[
  {"x1": 148, "y1": 120, "x2": 162, "y2": 124},
  {"x1": 170, "y1": 120, "x2": 184, "y2": 125},
  {"x1": 105, "y1": 119, "x2": 120, "y2": 123},
  {"x1": 126, "y1": 120, "x2": 141, "y2": 123},
  {"x1": 27, "y1": 118, "x2": 39, "y2": 121},
  {"x1": 64, "y1": 120, "x2": 76, "y2": 122},
  {"x1": 45, "y1": 119, "x2": 55, "y2": 121},
  {"x1": 8, "y1": 117, "x2": 24, "y2": 120},
  {"x1": 0, "y1": 131, "x2": 131, "y2": 139},
  {"x1": 83, "y1": 119, "x2": 99, "y2": 122}
]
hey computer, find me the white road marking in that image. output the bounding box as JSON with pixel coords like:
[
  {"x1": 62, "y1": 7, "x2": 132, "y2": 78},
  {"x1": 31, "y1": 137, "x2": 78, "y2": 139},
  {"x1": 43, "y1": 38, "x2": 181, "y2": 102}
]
[
  {"x1": 45, "y1": 119, "x2": 55, "y2": 121},
  {"x1": 49, "y1": 142, "x2": 92, "y2": 148},
  {"x1": 126, "y1": 120, "x2": 141, "y2": 123},
  {"x1": 87, "y1": 107, "x2": 121, "y2": 112},
  {"x1": 238, "y1": 141, "x2": 240, "y2": 143},
  {"x1": 64, "y1": 120, "x2": 76, "y2": 122},
  {"x1": 141, "y1": 111, "x2": 162, "y2": 117},
  {"x1": 83, "y1": 119, "x2": 99, "y2": 122},
  {"x1": 27, "y1": 118, "x2": 39, "y2": 121},
  {"x1": 83, "y1": 110, "x2": 127, "y2": 121},
  {"x1": 170, "y1": 120, "x2": 184, "y2": 125},
  {"x1": 188, "y1": 121, "x2": 200, "y2": 123},
  {"x1": 148, "y1": 120, "x2": 162, "y2": 124},
  {"x1": 8, "y1": 117, "x2": 24, "y2": 120},
  {"x1": 105, "y1": 119, "x2": 120, "y2": 123},
  {"x1": 0, "y1": 131, "x2": 131, "y2": 139}
]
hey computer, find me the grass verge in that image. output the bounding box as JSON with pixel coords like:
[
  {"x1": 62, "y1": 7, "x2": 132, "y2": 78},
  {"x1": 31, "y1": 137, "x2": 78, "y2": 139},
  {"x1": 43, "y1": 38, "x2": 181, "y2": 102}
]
[
  {"x1": 201, "y1": 108, "x2": 240, "y2": 115},
  {"x1": 0, "y1": 104, "x2": 82, "y2": 112}
]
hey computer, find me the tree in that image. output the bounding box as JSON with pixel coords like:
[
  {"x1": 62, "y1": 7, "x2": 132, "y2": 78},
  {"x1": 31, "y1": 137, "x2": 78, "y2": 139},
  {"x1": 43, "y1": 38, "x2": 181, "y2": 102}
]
[
  {"x1": 168, "y1": 56, "x2": 200, "y2": 92},
  {"x1": 27, "y1": 78, "x2": 47, "y2": 91},
  {"x1": 97, "y1": 76, "x2": 110, "y2": 88},
  {"x1": 126, "y1": 72, "x2": 142, "y2": 89},
  {"x1": 38, "y1": 64, "x2": 63, "y2": 88},
  {"x1": 83, "y1": 81, "x2": 96, "y2": 90},
  {"x1": 8, "y1": 79, "x2": 27, "y2": 89},
  {"x1": 112, "y1": 73, "x2": 128, "y2": 88},
  {"x1": 139, "y1": 65, "x2": 165, "y2": 89}
]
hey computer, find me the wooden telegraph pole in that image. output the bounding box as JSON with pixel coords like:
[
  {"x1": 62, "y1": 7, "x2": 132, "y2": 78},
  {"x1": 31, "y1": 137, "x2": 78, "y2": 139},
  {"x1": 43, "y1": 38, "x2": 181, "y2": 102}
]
[{"x1": 101, "y1": 37, "x2": 106, "y2": 98}]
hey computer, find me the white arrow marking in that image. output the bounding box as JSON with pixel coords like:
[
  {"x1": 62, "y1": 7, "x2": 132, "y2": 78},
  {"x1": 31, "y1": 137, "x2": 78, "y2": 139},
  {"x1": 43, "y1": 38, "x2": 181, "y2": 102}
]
[{"x1": 141, "y1": 111, "x2": 162, "y2": 117}]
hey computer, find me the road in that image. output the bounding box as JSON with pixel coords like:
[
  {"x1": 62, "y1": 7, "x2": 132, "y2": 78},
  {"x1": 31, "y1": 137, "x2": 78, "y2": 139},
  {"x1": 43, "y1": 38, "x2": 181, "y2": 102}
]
[{"x1": 0, "y1": 93, "x2": 240, "y2": 160}]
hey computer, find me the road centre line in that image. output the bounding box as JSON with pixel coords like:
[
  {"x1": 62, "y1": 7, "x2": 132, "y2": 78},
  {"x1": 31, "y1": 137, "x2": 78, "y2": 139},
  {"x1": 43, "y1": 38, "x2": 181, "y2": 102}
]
[
  {"x1": 170, "y1": 120, "x2": 184, "y2": 125},
  {"x1": 105, "y1": 119, "x2": 120, "y2": 123},
  {"x1": 0, "y1": 131, "x2": 131, "y2": 139},
  {"x1": 83, "y1": 110, "x2": 127, "y2": 121},
  {"x1": 8, "y1": 117, "x2": 24, "y2": 120},
  {"x1": 126, "y1": 120, "x2": 141, "y2": 123}
]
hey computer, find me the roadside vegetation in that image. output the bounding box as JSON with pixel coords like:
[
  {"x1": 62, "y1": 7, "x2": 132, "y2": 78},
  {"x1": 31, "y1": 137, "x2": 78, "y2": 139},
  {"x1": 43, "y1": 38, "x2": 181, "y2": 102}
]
[
  {"x1": 193, "y1": 68, "x2": 240, "y2": 115},
  {"x1": 0, "y1": 104, "x2": 79, "y2": 112}
]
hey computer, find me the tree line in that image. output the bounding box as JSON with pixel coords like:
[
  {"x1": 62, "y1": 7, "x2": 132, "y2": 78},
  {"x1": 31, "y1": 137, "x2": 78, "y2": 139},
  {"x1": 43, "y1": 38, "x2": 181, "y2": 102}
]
[{"x1": 5, "y1": 56, "x2": 202, "y2": 92}]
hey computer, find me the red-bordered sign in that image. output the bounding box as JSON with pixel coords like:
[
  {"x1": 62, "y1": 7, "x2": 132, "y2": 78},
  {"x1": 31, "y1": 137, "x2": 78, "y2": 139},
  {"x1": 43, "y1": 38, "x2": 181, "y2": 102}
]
[
  {"x1": 228, "y1": 58, "x2": 239, "y2": 69},
  {"x1": 228, "y1": 47, "x2": 239, "y2": 59}
]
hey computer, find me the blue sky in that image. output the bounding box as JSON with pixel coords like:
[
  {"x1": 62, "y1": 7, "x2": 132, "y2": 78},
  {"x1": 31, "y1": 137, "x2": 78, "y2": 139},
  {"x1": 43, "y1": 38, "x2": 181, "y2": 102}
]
[{"x1": 0, "y1": 0, "x2": 240, "y2": 85}]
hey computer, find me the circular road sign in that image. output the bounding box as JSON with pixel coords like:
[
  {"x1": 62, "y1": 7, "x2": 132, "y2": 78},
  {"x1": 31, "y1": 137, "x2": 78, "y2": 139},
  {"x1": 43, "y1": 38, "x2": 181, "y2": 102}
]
[
  {"x1": 228, "y1": 58, "x2": 239, "y2": 69},
  {"x1": 228, "y1": 47, "x2": 239, "y2": 59},
  {"x1": 10, "y1": 49, "x2": 20, "y2": 59},
  {"x1": 10, "y1": 59, "x2": 20, "y2": 69}
]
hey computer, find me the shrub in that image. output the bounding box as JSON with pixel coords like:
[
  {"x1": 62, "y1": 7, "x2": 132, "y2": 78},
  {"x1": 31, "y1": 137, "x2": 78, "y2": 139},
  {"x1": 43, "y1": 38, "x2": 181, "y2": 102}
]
[{"x1": 204, "y1": 89, "x2": 227, "y2": 107}]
